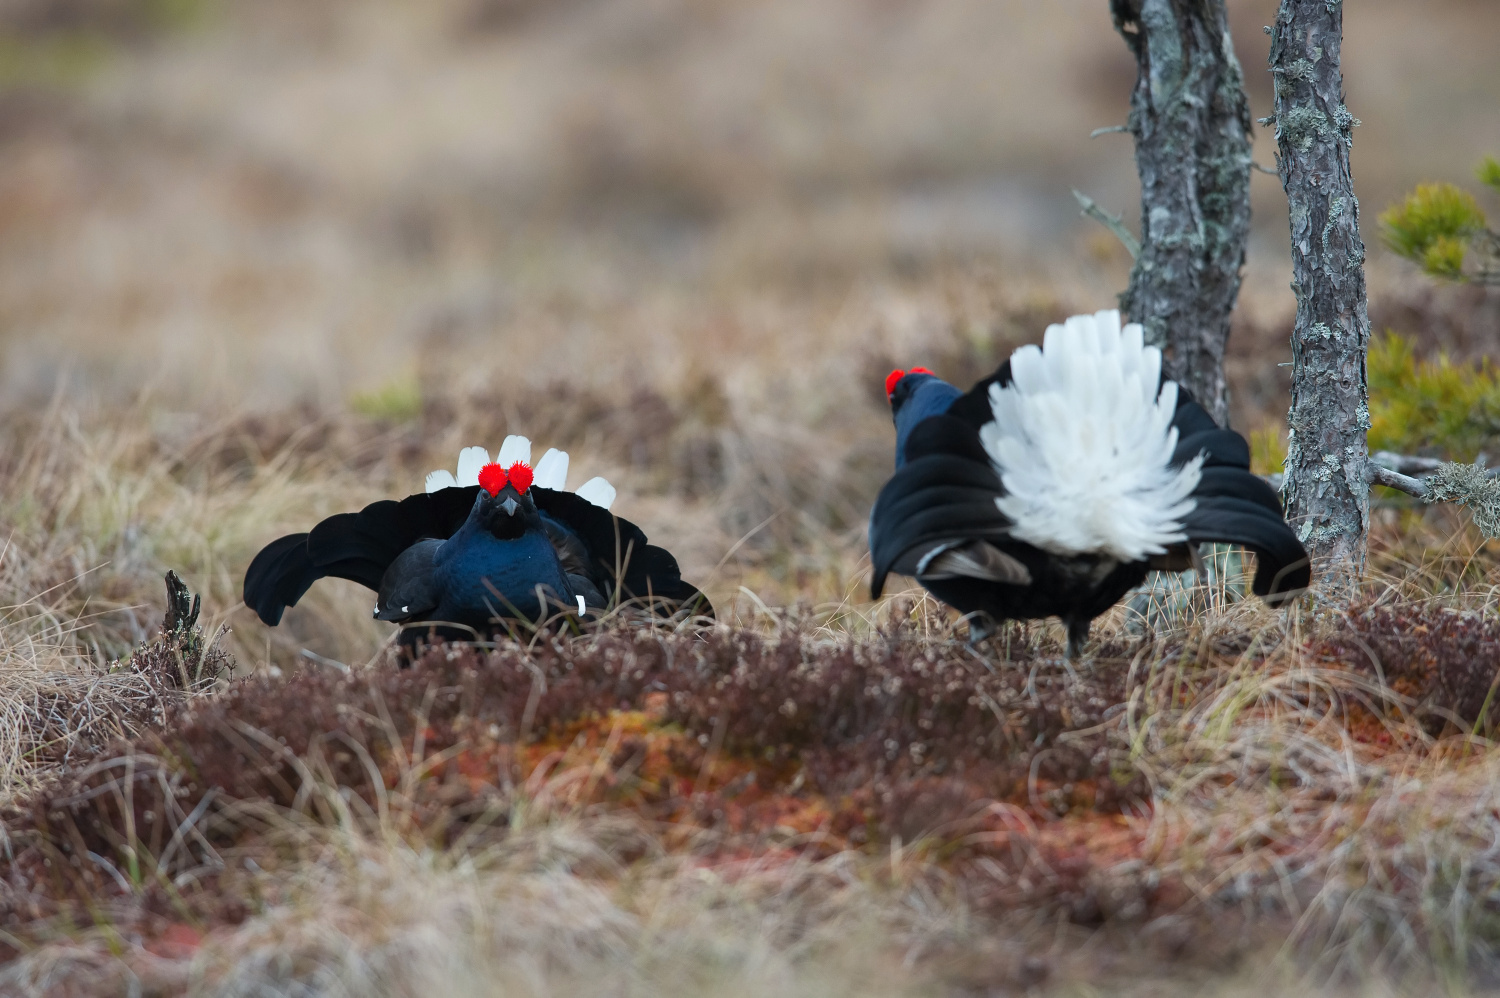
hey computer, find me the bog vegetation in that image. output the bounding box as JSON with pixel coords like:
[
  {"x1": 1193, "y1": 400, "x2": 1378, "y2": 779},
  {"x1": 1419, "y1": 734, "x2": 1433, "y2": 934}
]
[{"x1": 0, "y1": 1, "x2": 1498, "y2": 995}]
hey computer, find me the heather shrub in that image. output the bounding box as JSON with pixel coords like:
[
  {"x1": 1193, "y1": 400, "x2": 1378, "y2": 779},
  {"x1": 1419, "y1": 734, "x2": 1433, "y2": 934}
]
[{"x1": 1320, "y1": 602, "x2": 1500, "y2": 735}]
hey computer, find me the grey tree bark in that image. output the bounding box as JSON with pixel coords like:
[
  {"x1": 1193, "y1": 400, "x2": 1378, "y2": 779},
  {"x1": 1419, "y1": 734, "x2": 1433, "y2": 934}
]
[
  {"x1": 1110, "y1": 0, "x2": 1253, "y2": 427},
  {"x1": 1270, "y1": 0, "x2": 1370, "y2": 594}
]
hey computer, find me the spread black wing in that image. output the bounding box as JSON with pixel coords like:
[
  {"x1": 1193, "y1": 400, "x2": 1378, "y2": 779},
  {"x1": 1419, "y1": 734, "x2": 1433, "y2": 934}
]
[
  {"x1": 1167, "y1": 393, "x2": 1310, "y2": 600},
  {"x1": 243, "y1": 486, "x2": 477, "y2": 626},
  {"x1": 244, "y1": 485, "x2": 710, "y2": 626},
  {"x1": 868, "y1": 421, "x2": 1017, "y2": 599},
  {"x1": 531, "y1": 488, "x2": 712, "y2": 617}
]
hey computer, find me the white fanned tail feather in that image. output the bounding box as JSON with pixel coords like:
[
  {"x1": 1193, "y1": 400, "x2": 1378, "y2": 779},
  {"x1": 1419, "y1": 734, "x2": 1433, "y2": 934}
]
[
  {"x1": 533, "y1": 448, "x2": 569, "y2": 490},
  {"x1": 425, "y1": 436, "x2": 614, "y2": 509},
  {"x1": 574, "y1": 477, "x2": 616, "y2": 510},
  {"x1": 496, "y1": 434, "x2": 531, "y2": 468},
  {"x1": 978, "y1": 309, "x2": 1202, "y2": 561}
]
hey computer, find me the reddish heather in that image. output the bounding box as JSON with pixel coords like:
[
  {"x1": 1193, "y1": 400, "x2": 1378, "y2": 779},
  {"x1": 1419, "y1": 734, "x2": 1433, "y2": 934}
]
[{"x1": 5, "y1": 602, "x2": 1499, "y2": 961}]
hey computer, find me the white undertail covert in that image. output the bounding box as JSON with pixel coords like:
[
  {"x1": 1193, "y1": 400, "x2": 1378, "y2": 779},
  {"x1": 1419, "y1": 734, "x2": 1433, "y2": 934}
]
[{"x1": 978, "y1": 310, "x2": 1202, "y2": 561}]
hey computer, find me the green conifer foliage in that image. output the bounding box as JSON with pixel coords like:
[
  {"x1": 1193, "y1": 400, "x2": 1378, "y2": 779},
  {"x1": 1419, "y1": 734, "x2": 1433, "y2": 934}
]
[
  {"x1": 1367, "y1": 334, "x2": 1500, "y2": 460},
  {"x1": 1478, "y1": 156, "x2": 1500, "y2": 194},
  {"x1": 1380, "y1": 159, "x2": 1500, "y2": 284}
]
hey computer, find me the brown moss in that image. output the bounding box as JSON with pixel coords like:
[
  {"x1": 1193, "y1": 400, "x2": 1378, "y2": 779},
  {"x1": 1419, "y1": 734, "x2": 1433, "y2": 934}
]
[{"x1": 1316, "y1": 601, "x2": 1500, "y2": 734}]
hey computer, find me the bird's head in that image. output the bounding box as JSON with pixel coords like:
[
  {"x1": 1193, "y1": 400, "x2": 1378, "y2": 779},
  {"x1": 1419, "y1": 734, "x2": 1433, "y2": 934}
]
[
  {"x1": 885, "y1": 367, "x2": 937, "y2": 419},
  {"x1": 473, "y1": 461, "x2": 542, "y2": 538},
  {"x1": 885, "y1": 367, "x2": 966, "y2": 467}
]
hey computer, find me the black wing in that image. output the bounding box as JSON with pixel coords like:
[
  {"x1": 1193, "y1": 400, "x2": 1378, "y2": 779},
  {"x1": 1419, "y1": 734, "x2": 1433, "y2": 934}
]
[
  {"x1": 1156, "y1": 391, "x2": 1309, "y2": 600},
  {"x1": 869, "y1": 453, "x2": 1016, "y2": 599},
  {"x1": 533, "y1": 488, "x2": 713, "y2": 617},
  {"x1": 242, "y1": 533, "x2": 321, "y2": 627},
  {"x1": 1168, "y1": 393, "x2": 1310, "y2": 600},
  {"x1": 870, "y1": 405, "x2": 1024, "y2": 599},
  {"x1": 375, "y1": 538, "x2": 442, "y2": 622},
  {"x1": 244, "y1": 485, "x2": 480, "y2": 626},
  {"x1": 244, "y1": 485, "x2": 711, "y2": 626}
]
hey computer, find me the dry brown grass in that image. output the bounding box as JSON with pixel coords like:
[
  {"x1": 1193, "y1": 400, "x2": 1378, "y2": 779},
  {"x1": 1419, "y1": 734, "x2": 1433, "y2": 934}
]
[
  {"x1": 3, "y1": 564, "x2": 1500, "y2": 993},
  {"x1": 0, "y1": 0, "x2": 1497, "y2": 993}
]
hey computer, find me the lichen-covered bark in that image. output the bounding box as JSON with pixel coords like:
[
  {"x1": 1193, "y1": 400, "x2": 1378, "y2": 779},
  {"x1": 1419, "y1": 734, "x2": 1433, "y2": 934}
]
[
  {"x1": 1110, "y1": 0, "x2": 1253, "y2": 426},
  {"x1": 1271, "y1": 0, "x2": 1370, "y2": 594}
]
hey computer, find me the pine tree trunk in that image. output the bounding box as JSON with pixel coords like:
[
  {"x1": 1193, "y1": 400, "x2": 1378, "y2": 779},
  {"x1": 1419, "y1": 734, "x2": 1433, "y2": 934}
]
[
  {"x1": 1270, "y1": 0, "x2": 1370, "y2": 595},
  {"x1": 1110, "y1": 0, "x2": 1253, "y2": 427}
]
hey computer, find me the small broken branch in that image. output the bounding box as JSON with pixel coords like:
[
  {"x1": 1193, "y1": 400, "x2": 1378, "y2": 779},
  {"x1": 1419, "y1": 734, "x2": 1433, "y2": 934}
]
[
  {"x1": 163, "y1": 569, "x2": 201, "y2": 635},
  {"x1": 1368, "y1": 465, "x2": 1428, "y2": 498},
  {"x1": 1090, "y1": 125, "x2": 1130, "y2": 138},
  {"x1": 1071, "y1": 189, "x2": 1140, "y2": 259}
]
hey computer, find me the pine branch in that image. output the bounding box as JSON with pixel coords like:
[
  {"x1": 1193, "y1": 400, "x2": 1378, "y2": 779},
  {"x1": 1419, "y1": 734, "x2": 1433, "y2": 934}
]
[{"x1": 1367, "y1": 465, "x2": 1428, "y2": 499}]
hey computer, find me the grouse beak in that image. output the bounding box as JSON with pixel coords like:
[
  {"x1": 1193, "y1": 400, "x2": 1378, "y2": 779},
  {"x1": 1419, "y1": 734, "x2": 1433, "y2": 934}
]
[{"x1": 500, "y1": 496, "x2": 519, "y2": 517}]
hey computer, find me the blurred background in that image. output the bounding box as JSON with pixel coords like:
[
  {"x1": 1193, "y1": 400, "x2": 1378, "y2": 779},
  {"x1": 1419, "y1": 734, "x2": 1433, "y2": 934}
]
[{"x1": 0, "y1": 0, "x2": 1495, "y2": 659}]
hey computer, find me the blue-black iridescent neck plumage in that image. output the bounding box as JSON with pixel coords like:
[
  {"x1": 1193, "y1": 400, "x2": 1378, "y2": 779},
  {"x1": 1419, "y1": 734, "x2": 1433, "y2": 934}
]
[{"x1": 889, "y1": 372, "x2": 962, "y2": 468}]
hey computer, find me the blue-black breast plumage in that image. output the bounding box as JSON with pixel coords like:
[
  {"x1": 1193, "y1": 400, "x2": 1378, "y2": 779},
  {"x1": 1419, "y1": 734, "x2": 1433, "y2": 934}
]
[{"x1": 428, "y1": 496, "x2": 573, "y2": 622}]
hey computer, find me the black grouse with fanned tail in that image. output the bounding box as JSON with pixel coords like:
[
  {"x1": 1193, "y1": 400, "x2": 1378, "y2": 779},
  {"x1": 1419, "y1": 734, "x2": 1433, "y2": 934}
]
[
  {"x1": 869, "y1": 310, "x2": 1309, "y2": 657},
  {"x1": 245, "y1": 437, "x2": 710, "y2": 645}
]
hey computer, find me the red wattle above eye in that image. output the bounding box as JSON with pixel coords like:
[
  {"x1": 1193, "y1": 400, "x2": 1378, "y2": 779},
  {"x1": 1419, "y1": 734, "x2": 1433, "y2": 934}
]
[
  {"x1": 885, "y1": 369, "x2": 905, "y2": 398},
  {"x1": 908, "y1": 366, "x2": 934, "y2": 376},
  {"x1": 505, "y1": 462, "x2": 533, "y2": 494},
  {"x1": 477, "y1": 463, "x2": 508, "y2": 496}
]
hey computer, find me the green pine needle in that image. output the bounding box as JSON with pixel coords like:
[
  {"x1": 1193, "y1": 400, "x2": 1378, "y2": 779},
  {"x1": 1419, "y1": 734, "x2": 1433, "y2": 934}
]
[
  {"x1": 1478, "y1": 156, "x2": 1500, "y2": 194},
  {"x1": 1421, "y1": 235, "x2": 1469, "y2": 278},
  {"x1": 1380, "y1": 182, "x2": 1486, "y2": 278},
  {"x1": 1367, "y1": 333, "x2": 1500, "y2": 461}
]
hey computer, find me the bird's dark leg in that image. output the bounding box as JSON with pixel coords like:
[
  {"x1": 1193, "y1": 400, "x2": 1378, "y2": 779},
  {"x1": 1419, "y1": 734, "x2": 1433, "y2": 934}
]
[
  {"x1": 961, "y1": 614, "x2": 997, "y2": 673},
  {"x1": 1064, "y1": 618, "x2": 1090, "y2": 661}
]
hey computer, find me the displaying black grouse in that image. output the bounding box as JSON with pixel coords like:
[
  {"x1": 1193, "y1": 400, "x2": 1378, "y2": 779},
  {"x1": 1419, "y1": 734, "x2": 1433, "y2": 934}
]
[
  {"x1": 245, "y1": 436, "x2": 710, "y2": 642},
  {"x1": 869, "y1": 310, "x2": 1310, "y2": 657}
]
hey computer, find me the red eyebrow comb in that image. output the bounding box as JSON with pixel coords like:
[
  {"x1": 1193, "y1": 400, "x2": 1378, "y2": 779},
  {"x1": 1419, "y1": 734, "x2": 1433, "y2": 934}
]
[
  {"x1": 478, "y1": 463, "x2": 508, "y2": 496},
  {"x1": 886, "y1": 367, "x2": 935, "y2": 399}
]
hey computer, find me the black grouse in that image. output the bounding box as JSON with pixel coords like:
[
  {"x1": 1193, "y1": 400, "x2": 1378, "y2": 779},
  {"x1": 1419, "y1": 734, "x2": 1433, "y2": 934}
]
[
  {"x1": 245, "y1": 436, "x2": 710, "y2": 643},
  {"x1": 869, "y1": 310, "x2": 1310, "y2": 657}
]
